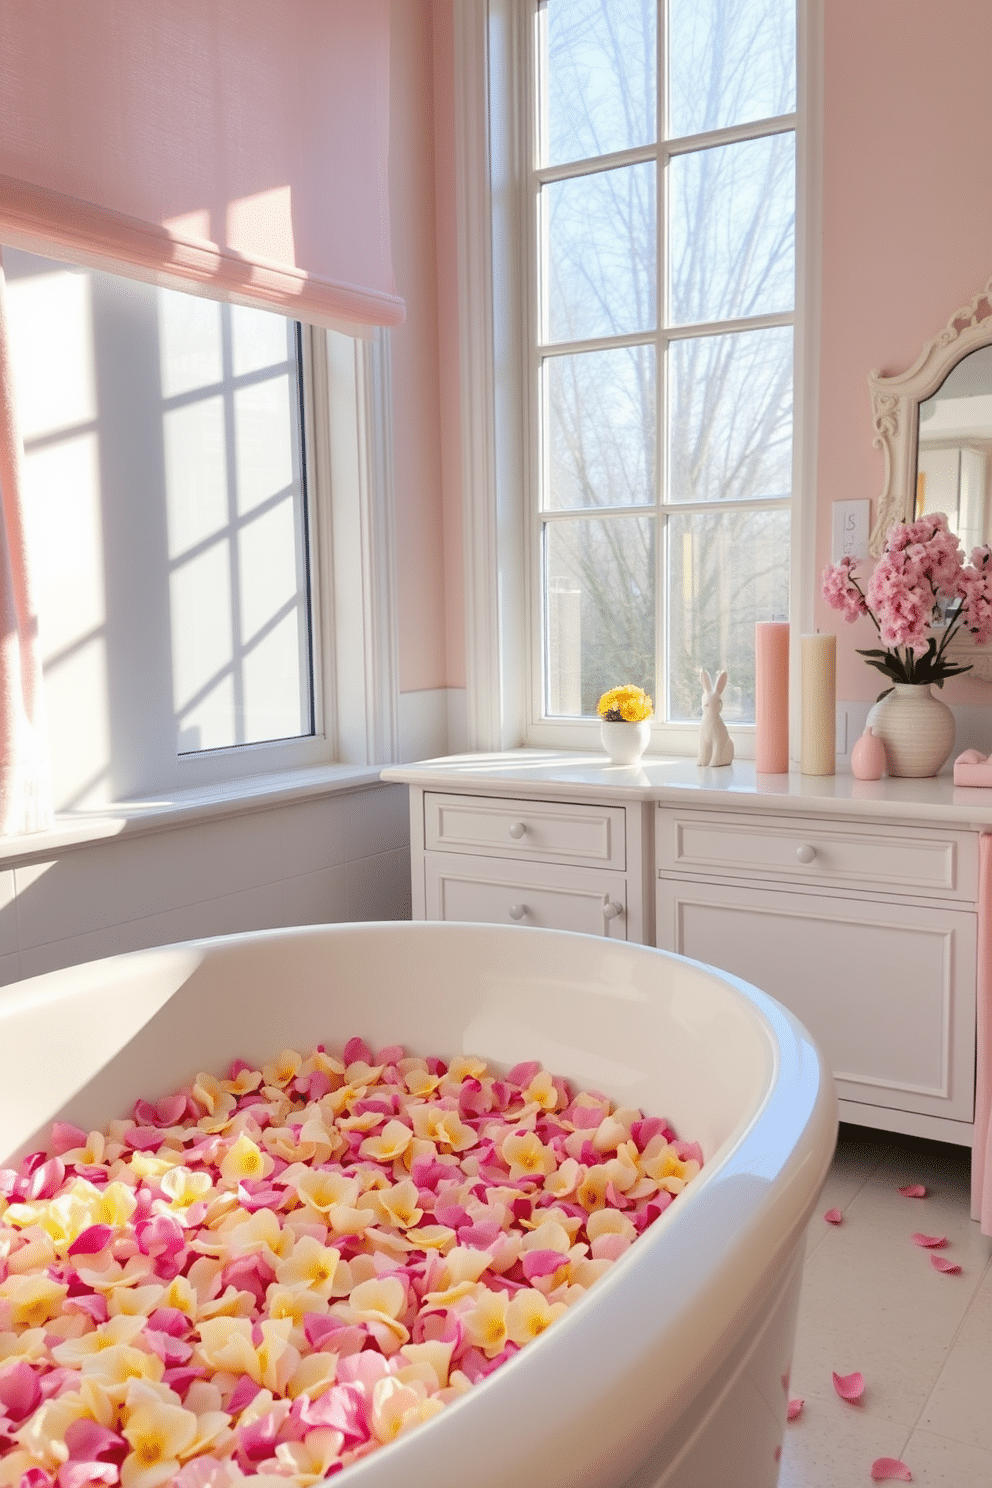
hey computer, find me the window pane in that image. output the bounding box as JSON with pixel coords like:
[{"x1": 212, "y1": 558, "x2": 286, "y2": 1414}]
[
  {"x1": 158, "y1": 290, "x2": 223, "y2": 397},
  {"x1": 545, "y1": 516, "x2": 655, "y2": 716},
  {"x1": 170, "y1": 542, "x2": 235, "y2": 749},
  {"x1": 545, "y1": 163, "x2": 656, "y2": 342},
  {"x1": 668, "y1": 133, "x2": 794, "y2": 325},
  {"x1": 666, "y1": 507, "x2": 789, "y2": 723},
  {"x1": 163, "y1": 396, "x2": 228, "y2": 556},
  {"x1": 234, "y1": 374, "x2": 298, "y2": 516},
  {"x1": 543, "y1": 0, "x2": 657, "y2": 166},
  {"x1": 668, "y1": 327, "x2": 792, "y2": 504},
  {"x1": 668, "y1": 0, "x2": 796, "y2": 139},
  {"x1": 161, "y1": 309, "x2": 312, "y2": 755},
  {"x1": 231, "y1": 302, "x2": 294, "y2": 377},
  {"x1": 547, "y1": 345, "x2": 656, "y2": 510}
]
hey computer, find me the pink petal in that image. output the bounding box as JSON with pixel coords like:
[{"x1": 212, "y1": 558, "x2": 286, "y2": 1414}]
[
  {"x1": 787, "y1": 1397, "x2": 804, "y2": 1420},
  {"x1": 569, "y1": 1104, "x2": 603, "y2": 1131},
  {"x1": 226, "y1": 1376, "x2": 263, "y2": 1414},
  {"x1": 26, "y1": 1158, "x2": 65, "y2": 1201},
  {"x1": 146, "y1": 1308, "x2": 190, "y2": 1339},
  {"x1": 911, "y1": 1233, "x2": 947, "y2": 1249},
  {"x1": 870, "y1": 1458, "x2": 912, "y2": 1482},
  {"x1": 64, "y1": 1294, "x2": 109, "y2": 1325},
  {"x1": 67, "y1": 1225, "x2": 114, "y2": 1257},
  {"x1": 343, "y1": 1037, "x2": 373, "y2": 1066},
  {"x1": 521, "y1": 1249, "x2": 568, "y2": 1281},
  {"x1": 930, "y1": 1255, "x2": 961, "y2": 1274},
  {"x1": 49, "y1": 1124, "x2": 88, "y2": 1156},
  {"x1": 823, "y1": 1208, "x2": 843, "y2": 1225},
  {"x1": 135, "y1": 1214, "x2": 184, "y2": 1258},
  {"x1": 21, "y1": 1471, "x2": 54, "y2": 1488},
  {"x1": 506, "y1": 1061, "x2": 541, "y2": 1088},
  {"x1": 123, "y1": 1127, "x2": 163, "y2": 1152},
  {"x1": 0, "y1": 1361, "x2": 41, "y2": 1421},
  {"x1": 630, "y1": 1117, "x2": 666, "y2": 1150},
  {"x1": 58, "y1": 1463, "x2": 117, "y2": 1488},
  {"x1": 63, "y1": 1420, "x2": 127, "y2": 1465},
  {"x1": 897, "y1": 1185, "x2": 927, "y2": 1198},
  {"x1": 161, "y1": 1367, "x2": 207, "y2": 1393},
  {"x1": 294, "y1": 1382, "x2": 369, "y2": 1446},
  {"x1": 832, "y1": 1370, "x2": 865, "y2": 1401}
]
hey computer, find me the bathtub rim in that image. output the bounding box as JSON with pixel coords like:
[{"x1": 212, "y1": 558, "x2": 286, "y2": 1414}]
[{"x1": 0, "y1": 921, "x2": 838, "y2": 1488}]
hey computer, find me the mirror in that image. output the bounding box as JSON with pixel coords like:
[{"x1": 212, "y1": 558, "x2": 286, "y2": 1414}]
[{"x1": 868, "y1": 275, "x2": 992, "y2": 679}]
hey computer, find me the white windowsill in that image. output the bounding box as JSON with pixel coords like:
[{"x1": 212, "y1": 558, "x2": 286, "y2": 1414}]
[{"x1": 0, "y1": 764, "x2": 388, "y2": 868}]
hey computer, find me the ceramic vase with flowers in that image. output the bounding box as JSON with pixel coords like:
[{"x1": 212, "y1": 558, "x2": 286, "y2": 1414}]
[
  {"x1": 597, "y1": 685, "x2": 653, "y2": 765},
  {"x1": 822, "y1": 513, "x2": 992, "y2": 777}
]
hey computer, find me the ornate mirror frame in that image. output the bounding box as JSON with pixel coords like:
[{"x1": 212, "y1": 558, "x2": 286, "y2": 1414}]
[{"x1": 868, "y1": 275, "x2": 992, "y2": 680}]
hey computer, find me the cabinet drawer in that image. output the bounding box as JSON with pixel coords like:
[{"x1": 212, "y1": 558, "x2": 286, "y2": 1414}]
[
  {"x1": 656, "y1": 808, "x2": 978, "y2": 902},
  {"x1": 425, "y1": 793, "x2": 626, "y2": 869},
  {"x1": 424, "y1": 853, "x2": 628, "y2": 938}
]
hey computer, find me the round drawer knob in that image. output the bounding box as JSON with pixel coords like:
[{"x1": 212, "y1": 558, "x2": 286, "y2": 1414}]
[
  {"x1": 508, "y1": 822, "x2": 527, "y2": 839},
  {"x1": 602, "y1": 896, "x2": 624, "y2": 921},
  {"x1": 508, "y1": 903, "x2": 527, "y2": 920},
  {"x1": 796, "y1": 843, "x2": 817, "y2": 864}
]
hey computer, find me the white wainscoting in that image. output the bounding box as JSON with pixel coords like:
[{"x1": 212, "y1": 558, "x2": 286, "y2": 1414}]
[{"x1": 0, "y1": 782, "x2": 412, "y2": 989}]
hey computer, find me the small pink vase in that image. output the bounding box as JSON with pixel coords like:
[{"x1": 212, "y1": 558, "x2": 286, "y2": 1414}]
[{"x1": 850, "y1": 725, "x2": 886, "y2": 781}]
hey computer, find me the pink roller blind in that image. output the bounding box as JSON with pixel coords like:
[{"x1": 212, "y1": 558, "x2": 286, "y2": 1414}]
[{"x1": 0, "y1": 0, "x2": 405, "y2": 333}]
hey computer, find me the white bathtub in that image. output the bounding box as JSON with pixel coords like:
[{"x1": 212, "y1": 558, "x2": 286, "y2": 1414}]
[{"x1": 0, "y1": 922, "x2": 836, "y2": 1488}]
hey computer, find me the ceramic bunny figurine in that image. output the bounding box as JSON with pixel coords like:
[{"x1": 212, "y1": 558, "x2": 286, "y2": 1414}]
[{"x1": 697, "y1": 668, "x2": 735, "y2": 767}]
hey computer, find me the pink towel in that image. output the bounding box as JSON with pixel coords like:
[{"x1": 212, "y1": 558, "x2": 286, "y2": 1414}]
[{"x1": 972, "y1": 834, "x2": 992, "y2": 1234}]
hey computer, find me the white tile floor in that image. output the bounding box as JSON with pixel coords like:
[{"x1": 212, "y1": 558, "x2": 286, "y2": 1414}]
[{"x1": 779, "y1": 1125, "x2": 992, "y2": 1486}]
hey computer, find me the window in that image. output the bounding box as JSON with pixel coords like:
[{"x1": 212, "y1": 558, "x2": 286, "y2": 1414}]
[
  {"x1": 525, "y1": 0, "x2": 798, "y2": 739},
  {"x1": 4, "y1": 247, "x2": 396, "y2": 811}
]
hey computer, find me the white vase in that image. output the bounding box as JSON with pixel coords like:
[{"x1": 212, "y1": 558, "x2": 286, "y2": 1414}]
[
  {"x1": 865, "y1": 683, "x2": 955, "y2": 778},
  {"x1": 600, "y1": 718, "x2": 651, "y2": 766}
]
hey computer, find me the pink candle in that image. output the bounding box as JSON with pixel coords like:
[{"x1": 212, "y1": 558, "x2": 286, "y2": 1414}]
[{"x1": 755, "y1": 622, "x2": 789, "y2": 773}]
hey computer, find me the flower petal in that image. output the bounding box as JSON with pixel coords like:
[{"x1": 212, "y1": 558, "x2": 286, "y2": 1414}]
[
  {"x1": 911, "y1": 1233, "x2": 946, "y2": 1248},
  {"x1": 897, "y1": 1185, "x2": 927, "y2": 1198},
  {"x1": 832, "y1": 1370, "x2": 865, "y2": 1401},
  {"x1": 930, "y1": 1255, "x2": 961, "y2": 1274},
  {"x1": 870, "y1": 1457, "x2": 912, "y2": 1482},
  {"x1": 787, "y1": 1397, "x2": 804, "y2": 1421},
  {"x1": 823, "y1": 1209, "x2": 843, "y2": 1225}
]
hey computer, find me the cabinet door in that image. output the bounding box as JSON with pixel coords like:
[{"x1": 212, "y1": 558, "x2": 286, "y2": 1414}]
[
  {"x1": 656, "y1": 877, "x2": 976, "y2": 1124},
  {"x1": 425, "y1": 853, "x2": 628, "y2": 939}
]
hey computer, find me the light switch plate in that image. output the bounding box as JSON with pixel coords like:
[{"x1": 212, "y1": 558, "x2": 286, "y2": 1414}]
[{"x1": 832, "y1": 500, "x2": 871, "y2": 563}]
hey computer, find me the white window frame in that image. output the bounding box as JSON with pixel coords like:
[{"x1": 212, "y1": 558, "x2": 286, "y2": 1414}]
[
  {"x1": 455, "y1": 0, "x2": 821, "y2": 759},
  {"x1": 161, "y1": 320, "x2": 400, "y2": 788},
  {"x1": 6, "y1": 246, "x2": 400, "y2": 808}
]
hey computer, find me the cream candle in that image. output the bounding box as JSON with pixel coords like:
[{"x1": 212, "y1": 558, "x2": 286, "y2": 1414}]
[
  {"x1": 755, "y1": 622, "x2": 789, "y2": 773},
  {"x1": 801, "y1": 633, "x2": 836, "y2": 776}
]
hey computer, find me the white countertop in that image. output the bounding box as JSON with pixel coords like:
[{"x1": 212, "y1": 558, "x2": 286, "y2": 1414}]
[{"x1": 381, "y1": 750, "x2": 992, "y2": 829}]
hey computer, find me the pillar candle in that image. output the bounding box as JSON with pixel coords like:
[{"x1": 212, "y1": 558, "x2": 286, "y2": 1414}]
[
  {"x1": 801, "y1": 633, "x2": 836, "y2": 776},
  {"x1": 755, "y1": 622, "x2": 789, "y2": 773}
]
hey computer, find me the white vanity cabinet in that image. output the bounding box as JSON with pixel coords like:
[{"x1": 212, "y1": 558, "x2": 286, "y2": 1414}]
[
  {"x1": 399, "y1": 781, "x2": 651, "y2": 943},
  {"x1": 382, "y1": 752, "x2": 992, "y2": 1148},
  {"x1": 656, "y1": 807, "x2": 979, "y2": 1142}
]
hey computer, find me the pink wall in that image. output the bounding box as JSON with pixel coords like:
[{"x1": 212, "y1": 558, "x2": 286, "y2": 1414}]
[
  {"x1": 388, "y1": 0, "x2": 448, "y2": 693},
  {"x1": 390, "y1": 2, "x2": 992, "y2": 708},
  {"x1": 817, "y1": 0, "x2": 992, "y2": 701}
]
